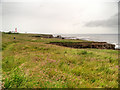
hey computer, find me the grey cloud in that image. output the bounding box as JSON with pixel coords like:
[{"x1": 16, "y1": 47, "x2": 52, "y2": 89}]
[{"x1": 85, "y1": 13, "x2": 118, "y2": 27}]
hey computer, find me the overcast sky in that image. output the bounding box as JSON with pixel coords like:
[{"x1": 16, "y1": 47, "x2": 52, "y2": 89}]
[{"x1": 0, "y1": 0, "x2": 119, "y2": 34}]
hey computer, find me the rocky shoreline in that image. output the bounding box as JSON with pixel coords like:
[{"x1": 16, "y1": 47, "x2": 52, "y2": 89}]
[
  {"x1": 49, "y1": 42, "x2": 115, "y2": 50},
  {"x1": 32, "y1": 34, "x2": 117, "y2": 50}
]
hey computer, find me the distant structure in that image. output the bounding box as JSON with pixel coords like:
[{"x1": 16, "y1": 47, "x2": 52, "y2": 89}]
[
  {"x1": 15, "y1": 28, "x2": 17, "y2": 33},
  {"x1": 32, "y1": 34, "x2": 53, "y2": 38},
  {"x1": 56, "y1": 35, "x2": 62, "y2": 38},
  {"x1": 56, "y1": 35, "x2": 64, "y2": 39}
]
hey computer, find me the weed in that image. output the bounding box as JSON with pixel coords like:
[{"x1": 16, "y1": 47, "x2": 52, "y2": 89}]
[
  {"x1": 91, "y1": 79, "x2": 96, "y2": 83},
  {"x1": 109, "y1": 57, "x2": 113, "y2": 63},
  {"x1": 81, "y1": 50, "x2": 88, "y2": 55},
  {"x1": 3, "y1": 68, "x2": 28, "y2": 88}
]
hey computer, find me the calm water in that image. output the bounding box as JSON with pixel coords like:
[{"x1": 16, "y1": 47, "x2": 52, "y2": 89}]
[{"x1": 54, "y1": 34, "x2": 119, "y2": 49}]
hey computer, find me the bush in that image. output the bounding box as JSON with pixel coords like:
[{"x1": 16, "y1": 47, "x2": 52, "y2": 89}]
[
  {"x1": 81, "y1": 51, "x2": 87, "y2": 55},
  {"x1": 77, "y1": 50, "x2": 88, "y2": 55},
  {"x1": 4, "y1": 31, "x2": 19, "y2": 34},
  {"x1": 7, "y1": 31, "x2": 12, "y2": 34}
]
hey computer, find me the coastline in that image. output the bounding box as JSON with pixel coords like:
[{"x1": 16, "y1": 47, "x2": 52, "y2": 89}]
[{"x1": 54, "y1": 34, "x2": 119, "y2": 50}]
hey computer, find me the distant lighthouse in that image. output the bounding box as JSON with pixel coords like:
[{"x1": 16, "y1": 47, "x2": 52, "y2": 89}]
[{"x1": 15, "y1": 28, "x2": 17, "y2": 33}]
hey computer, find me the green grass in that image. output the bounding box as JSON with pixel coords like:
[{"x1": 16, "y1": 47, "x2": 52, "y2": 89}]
[{"x1": 2, "y1": 33, "x2": 119, "y2": 88}]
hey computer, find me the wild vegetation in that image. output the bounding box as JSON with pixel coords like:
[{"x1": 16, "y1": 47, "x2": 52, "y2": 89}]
[{"x1": 2, "y1": 33, "x2": 118, "y2": 88}]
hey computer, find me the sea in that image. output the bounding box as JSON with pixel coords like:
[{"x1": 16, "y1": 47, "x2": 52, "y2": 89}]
[{"x1": 53, "y1": 34, "x2": 120, "y2": 49}]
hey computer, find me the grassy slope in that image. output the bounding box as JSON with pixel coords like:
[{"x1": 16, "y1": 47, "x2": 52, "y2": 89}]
[{"x1": 2, "y1": 33, "x2": 118, "y2": 88}]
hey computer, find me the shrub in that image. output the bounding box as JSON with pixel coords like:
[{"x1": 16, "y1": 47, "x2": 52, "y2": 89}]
[
  {"x1": 81, "y1": 50, "x2": 87, "y2": 55},
  {"x1": 77, "y1": 50, "x2": 88, "y2": 55},
  {"x1": 5, "y1": 31, "x2": 19, "y2": 34},
  {"x1": 7, "y1": 31, "x2": 12, "y2": 34}
]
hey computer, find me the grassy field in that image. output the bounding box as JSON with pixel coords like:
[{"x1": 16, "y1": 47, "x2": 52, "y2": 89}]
[{"x1": 2, "y1": 33, "x2": 119, "y2": 88}]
